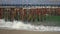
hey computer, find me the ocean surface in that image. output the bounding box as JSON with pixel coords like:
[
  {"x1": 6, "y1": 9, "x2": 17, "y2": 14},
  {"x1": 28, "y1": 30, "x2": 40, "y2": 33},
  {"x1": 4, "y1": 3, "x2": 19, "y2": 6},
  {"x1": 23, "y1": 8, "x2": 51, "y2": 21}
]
[{"x1": 0, "y1": 19, "x2": 60, "y2": 31}]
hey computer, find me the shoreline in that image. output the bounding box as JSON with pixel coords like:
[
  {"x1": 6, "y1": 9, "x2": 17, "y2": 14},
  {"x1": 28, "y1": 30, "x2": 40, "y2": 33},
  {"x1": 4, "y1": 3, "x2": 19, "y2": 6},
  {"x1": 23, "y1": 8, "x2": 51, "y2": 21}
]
[{"x1": 0, "y1": 29, "x2": 60, "y2": 34}]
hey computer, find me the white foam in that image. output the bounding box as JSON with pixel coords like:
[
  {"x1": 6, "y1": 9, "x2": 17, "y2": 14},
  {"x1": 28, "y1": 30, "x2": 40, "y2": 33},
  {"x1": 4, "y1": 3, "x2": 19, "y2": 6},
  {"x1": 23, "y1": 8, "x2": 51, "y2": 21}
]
[{"x1": 0, "y1": 19, "x2": 60, "y2": 31}]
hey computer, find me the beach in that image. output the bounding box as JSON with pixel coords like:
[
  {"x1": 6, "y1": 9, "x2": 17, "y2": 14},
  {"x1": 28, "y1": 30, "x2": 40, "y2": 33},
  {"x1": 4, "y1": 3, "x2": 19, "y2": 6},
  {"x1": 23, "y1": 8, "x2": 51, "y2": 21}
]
[{"x1": 0, "y1": 29, "x2": 60, "y2": 34}]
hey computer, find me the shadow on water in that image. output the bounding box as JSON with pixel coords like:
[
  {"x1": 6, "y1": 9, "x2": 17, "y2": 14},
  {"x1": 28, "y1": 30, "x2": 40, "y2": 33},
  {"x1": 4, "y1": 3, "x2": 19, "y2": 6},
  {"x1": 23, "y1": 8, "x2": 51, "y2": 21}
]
[{"x1": 2, "y1": 15, "x2": 60, "y2": 26}]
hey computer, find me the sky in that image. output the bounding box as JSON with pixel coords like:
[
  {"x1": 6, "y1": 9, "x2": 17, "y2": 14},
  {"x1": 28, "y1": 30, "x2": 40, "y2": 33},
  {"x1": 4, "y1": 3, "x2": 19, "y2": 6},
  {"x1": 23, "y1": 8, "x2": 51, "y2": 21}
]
[{"x1": 0, "y1": 0, "x2": 60, "y2": 5}]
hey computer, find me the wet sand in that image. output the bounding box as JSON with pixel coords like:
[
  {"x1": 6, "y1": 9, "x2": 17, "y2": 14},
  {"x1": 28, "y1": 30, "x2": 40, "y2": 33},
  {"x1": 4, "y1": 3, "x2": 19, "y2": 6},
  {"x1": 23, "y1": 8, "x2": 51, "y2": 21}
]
[{"x1": 0, "y1": 29, "x2": 60, "y2": 34}]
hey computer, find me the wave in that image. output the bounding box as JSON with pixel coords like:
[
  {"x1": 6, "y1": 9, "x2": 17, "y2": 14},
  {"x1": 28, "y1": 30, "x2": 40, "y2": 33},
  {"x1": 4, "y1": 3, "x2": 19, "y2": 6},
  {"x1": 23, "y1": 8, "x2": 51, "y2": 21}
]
[{"x1": 0, "y1": 19, "x2": 60, "y2": 31}]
